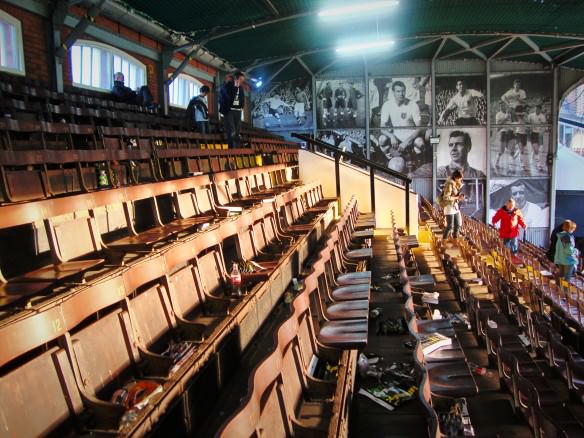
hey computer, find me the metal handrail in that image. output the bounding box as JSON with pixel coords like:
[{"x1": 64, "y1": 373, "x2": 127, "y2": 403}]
[{"x1": 292, "y1": 132, "x2": 411, "y2": 230}]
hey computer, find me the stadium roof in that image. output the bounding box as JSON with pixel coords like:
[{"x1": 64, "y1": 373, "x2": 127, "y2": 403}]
[{"x1": 115, "y1": 0, "x2": 584, "y2": 78}]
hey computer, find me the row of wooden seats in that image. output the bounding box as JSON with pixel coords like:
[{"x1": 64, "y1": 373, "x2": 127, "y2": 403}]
[
  {"x1": 0, "y1": 164, "x2": 307, "y2": 312},
  {"x1": 434, "y1": 206, "x2": 584, "y2": 436},
  {"x1": 0, "y1": 118, "x2": 298, "y2": 202},
  {"x1": 216, "y1": 197, "x2": 373, "y2": 437},
  {"x1": 0, "y1": 78, "x2": 288, "y2": 143},
  {"x1": 0, "y1": 177, "x2": 337, "y2": 437}
]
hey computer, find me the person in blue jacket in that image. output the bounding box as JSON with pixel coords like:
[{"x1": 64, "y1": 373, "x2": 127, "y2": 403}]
[{"x1": 554, "y1": 220, "x2": 580, "y2": 281}]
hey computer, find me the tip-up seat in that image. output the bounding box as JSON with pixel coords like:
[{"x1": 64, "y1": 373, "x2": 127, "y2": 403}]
[
  {"x1": 318, "y1": 320, "x2": 368, "y2": 349},
  {"x1": 331, "y1": 283, "x2": 370, "y2": 301},
  {"x1": 325, "y1": 300, "x2": 369, "y2": 320},
  {"x1": 345, "y1": 247, "x2": 373, "y2": 261},
  {"x1": 336, "y1": 270, "x2": 371, "y2": 285}
]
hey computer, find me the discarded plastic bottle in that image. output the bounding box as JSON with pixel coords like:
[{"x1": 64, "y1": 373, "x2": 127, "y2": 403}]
[
  {"x1": 230, "y1": 262, "x2": 242, "y2": 297},
  {"x1": 468, "y1": 362, "x2": 490, "y2": 376}
]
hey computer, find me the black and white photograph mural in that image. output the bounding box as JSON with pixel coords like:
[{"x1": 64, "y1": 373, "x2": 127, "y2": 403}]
[
  {"x1": 369, "y1": 76, "x2": 431, "y2": 129},
  {"x1": 435, "y1": 75, "x2": 487, "y2": 126},
  {"x1": 489, "y1": 72, "x2": 552, "y2": 122},
  {"x1": 490, "y1": 124, "x2": 551, "y2": 177},
  {"x1": 315, "y1": 79, "x2": 366, "y2": 129},
  {"x1": 317, "y1": 129, "x2": 367, "y2": 160},
  {"x1": 369, "y1": 128, "x2": 433, "y2": 177},
  {"x1": 488, "y1": 178, "x2": 550, "y2": 228},
  {"x1": 436, "y1": 128, "x2": 487, "y2": 179},
  {"x1": 251, "y1": 78, "x2": 313, "y2": 131},
  {"x1": 437, "y1": 178, "x2": 486, "y2": 219}
]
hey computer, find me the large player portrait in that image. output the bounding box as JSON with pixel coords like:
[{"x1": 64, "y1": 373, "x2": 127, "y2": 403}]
[
  {"x1": 489, "y1": 178, "x2": 550, "y2": 228},
  {"x1": 316, "y1": 79, "x2": 366, "y2": 129},
  {"x1": 251, "y1": 78, "x2": 313, "y2": 131},
  {"x1": 490, "y1": 72, "x2": 552, "y2": 122},
  {"x1": 436, "y1": 128, "x2": 487, "y2": 179},
  {"x1": 369, "y1": 76, "x2": 432, "y2": 129},
  {"x1": 436, "y1": 75, "x2": 486, "y2": 126},
  {"x1": 369, "y1": 128, "x2": 432, "y2": 178}
]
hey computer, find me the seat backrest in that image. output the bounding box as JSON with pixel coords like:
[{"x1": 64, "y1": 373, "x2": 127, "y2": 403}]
[
  {"x1": 168, "y1": 265, "x2": 204, "y2": 318},
  {"x1": 0, "y1": 346, "x2": 83, "y2": 438},
  {"x1": 278, "y1": 315, "x2": 305, "y2": 423},
  {"x1": 197, "y1": 249, "x2": 225, "y2": 296},
  {"x1": 129, "y1": 282, "x2": 175, "y2": 351},
  {"x1": 48, "y1": 215, "x2": 102, "y2": 262},
  {"x1": 195, "y1": 186, "x2": 214, "y2": 214},
  {"x1": 175, "y1": 192, "x2": 198, "y2": 219},
  {"x1": 71, "y1": 307, "x2": 137, "y2": 398},
  {"x1": 237, "y1": 228, "x2": 256, "y2": 261}
]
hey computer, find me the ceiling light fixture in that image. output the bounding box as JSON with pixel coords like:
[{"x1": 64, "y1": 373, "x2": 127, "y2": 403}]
[
  {"x1": 336, "y1": 39, "x2": 395, "y2": 55},
  {"x1": 318, "y1": 1, "x2": 399, "y2": 18}
]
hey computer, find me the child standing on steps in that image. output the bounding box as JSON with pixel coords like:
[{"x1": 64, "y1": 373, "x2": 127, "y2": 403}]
[{"x1": 491, "y1": 198, "x2": 526, "y2": 260}]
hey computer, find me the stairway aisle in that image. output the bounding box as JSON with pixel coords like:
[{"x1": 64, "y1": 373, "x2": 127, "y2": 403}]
[{"x1": 350, "y1": 230, "x2": 428, "y2": 438}]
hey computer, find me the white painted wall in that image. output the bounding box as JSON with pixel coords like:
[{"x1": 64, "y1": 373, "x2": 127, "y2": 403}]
[{"x1": 299, "y1": 149, "x2": 418, "y2": 234}]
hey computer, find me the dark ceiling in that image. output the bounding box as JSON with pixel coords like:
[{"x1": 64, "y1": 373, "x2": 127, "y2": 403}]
[{"x1": 119, "y1": 0, "x2": 584, "y2": 78}]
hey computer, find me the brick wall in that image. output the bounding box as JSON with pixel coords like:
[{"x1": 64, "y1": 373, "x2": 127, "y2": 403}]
[{"x1": 0, "y1": 3, "x2": 218, "y2": 104}]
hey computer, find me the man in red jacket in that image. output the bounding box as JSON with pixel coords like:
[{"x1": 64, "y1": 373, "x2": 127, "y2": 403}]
[{"x1": 492, "y1": 198, "x2": 527, "y2": 256}]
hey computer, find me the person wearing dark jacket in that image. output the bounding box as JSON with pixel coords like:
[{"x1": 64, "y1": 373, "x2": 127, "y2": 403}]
[
  {"x1": 111, "y1": 72, "x2": 154, "y2": 109},
  {"x1": 491, "y1": 198, "x2": 526, "y2": 256},
  {"x1": 219, "y1": 71, "x2": 245, "y2": 148},
  {"x1": 187, "y1": 85, "x2": 210, "y2": 133}
]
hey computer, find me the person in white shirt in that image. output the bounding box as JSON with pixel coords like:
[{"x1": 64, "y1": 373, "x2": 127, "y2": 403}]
[
  {"x1": 501, "y1": 79, "x2": 527, "y2": 118},
  {"x1": 379, "y1": 81, "x2": 424, "y2": 153},
  {"x1": 527, "y1": 105, "x2": 547, "y2": 171},
  {"x1": 495, "y1": 102, "x2": 514, "y2": 169},
  {"x1": 438, "y1": 80, "x2": 484, "y2": 125}
]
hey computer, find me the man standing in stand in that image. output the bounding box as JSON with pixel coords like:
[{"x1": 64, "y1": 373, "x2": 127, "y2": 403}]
[{"x1": 220, "y1": 71, "x2": 246, "y2": 148}]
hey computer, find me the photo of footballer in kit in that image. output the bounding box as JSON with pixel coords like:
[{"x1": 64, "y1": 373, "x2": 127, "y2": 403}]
[
  {"x1": 435, "y1": 75, "x2": 487, "y2": 126},
  {"x1": 316, "y1": 79, "x2": 366, "y2": 129},
  {"x1": 369, "y1": 76, "x2": 432, "y2": 129},
  {"x1": 251, "y1": 78, "x2": 313, "y2": 131}
]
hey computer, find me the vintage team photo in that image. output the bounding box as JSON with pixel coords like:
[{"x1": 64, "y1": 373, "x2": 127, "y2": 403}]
[
  {"x1": 436, "y1": 128, "x2": 487, "y2": 179},
  {"x1": 369, "y1": 76, "x2": 432, "y2": 129},
  {"x1": 435, "y1": 75, "x2": 486, "y2": 126},
  {"x1": 251, "y1": 78, "x2": 313, "y2": 131},
  {"x1": 489, "y1": 125, "x2": 551, "y2": 177},
  {"x1": 369, "y1": 128, "x2": 433, "y2": 178},
  {"x1": 489, "y1": 178, "x2": 550, "y2": 228},
  {"x1": 315, "y1": 79, "x2": 366, "y2": 129},
  {"x1": 489, "y1": 72, "x2": 552, "y2": 122}
]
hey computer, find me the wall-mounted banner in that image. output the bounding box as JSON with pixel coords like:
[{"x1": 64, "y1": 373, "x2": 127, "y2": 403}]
[
  {"x1": 315, "y1": 79, "x2": 366, "y2": 129},
  {"x1": 369, "y1": 76, "x2": 432, "y2": 129},
  {"x1": 436, "y1": 128, "x2": 487, "y2": 179},
  {"x1": 489, "y1": 72, "x2": 552, "y2": 123},
  {"x1": 251, "y1": 78, "x2": 312, "y2": 131},
  {"x1": 316, "y1": 129, "x2": 367, "y2": 160},
  {"x1": 489, "y1": 126, "x2": 551, "y2": 177},
  {"x1": 435, "y1": 75, "x2": 486, "y2": 126},
  {"x1": 489, "y1": 177, "x2": 550, "y2": 228},
  {"x1": 369, "y1": 128, "x2": 433, "y2": 178}
]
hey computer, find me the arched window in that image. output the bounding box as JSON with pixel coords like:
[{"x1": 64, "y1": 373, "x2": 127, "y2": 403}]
[
  {"x1": 0, "y1": 10, "x2": 25, "y2": 75},
  {"x1": 70, "y1": 40, "x2": 146, "y2": 92},
  {"x1": 169, "y1": 73, "x2": 203, "y2": 108}
]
